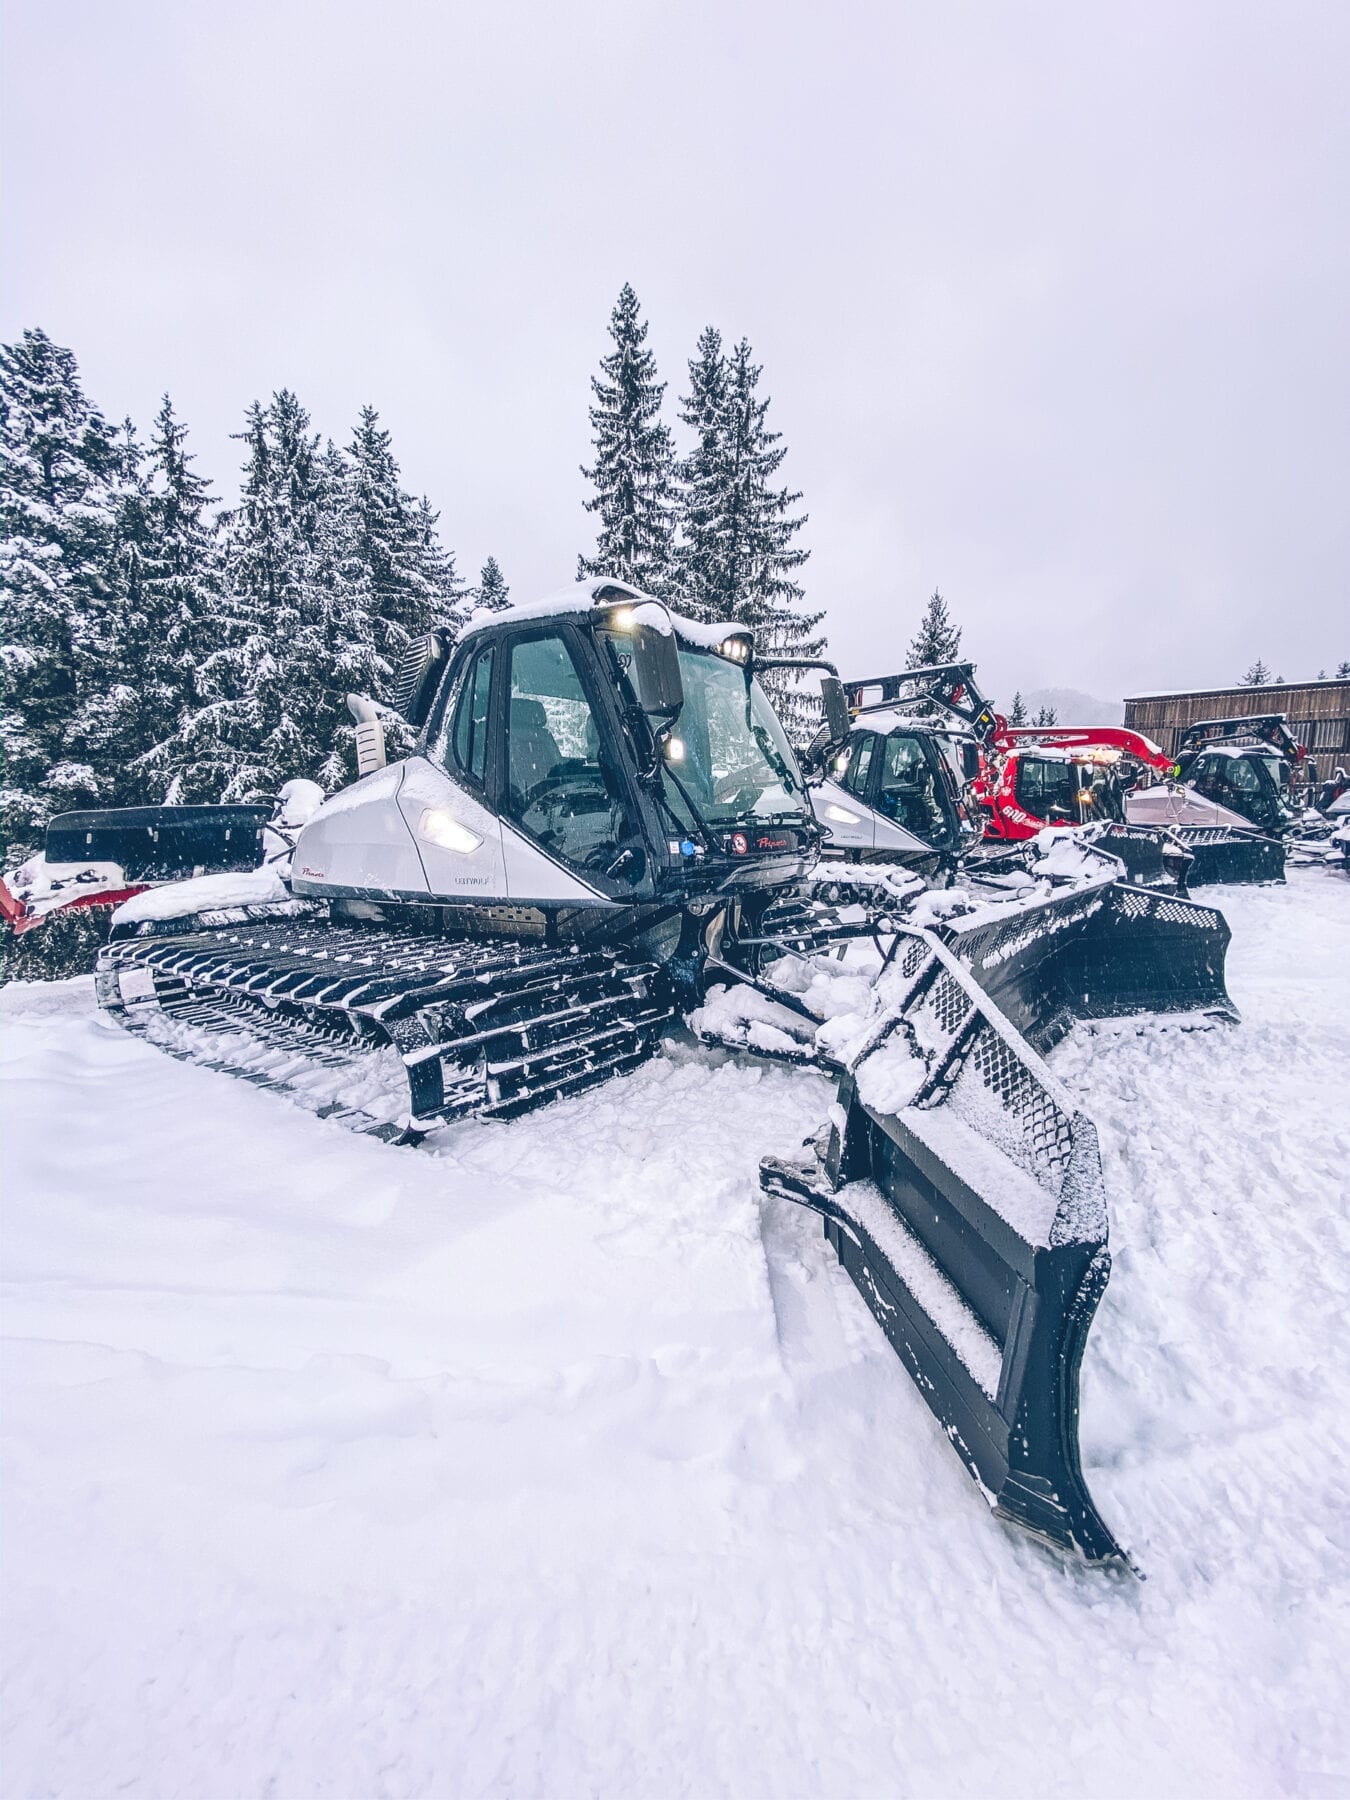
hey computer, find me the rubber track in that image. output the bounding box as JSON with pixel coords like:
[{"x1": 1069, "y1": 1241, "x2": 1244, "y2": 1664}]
[{"x1": 97, "y1": 923, "x2": 673, "y2": 1136}]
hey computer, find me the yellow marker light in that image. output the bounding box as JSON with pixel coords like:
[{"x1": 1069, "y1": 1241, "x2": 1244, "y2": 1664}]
[
  {"x1": 418, "y1": 808, "x2": 483, "y2": 854},
  {"x1": 664, "y1": 735, "x2": 686, "y2": 762}
]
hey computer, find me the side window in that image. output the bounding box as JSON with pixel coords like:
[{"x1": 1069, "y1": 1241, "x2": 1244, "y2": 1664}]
[
  {"x1": 1227, "y1": 756, "x2": 1261, "y2": 794},
  {"x1": 1016, "y1": 758, "x2": 1074, "y2": 819},
  {"x1": 504, "y1": 633, "x2": 642, "y2": 886},
  {"x1": 449, "y1": 646, "x2": 493, "y2": 786},
  {"x1": 1192, "y1": 755, "x2": 1220, "y2": 795},
  {"x1": 843, "y1": 733, "x2": 877, "y2": 799}
]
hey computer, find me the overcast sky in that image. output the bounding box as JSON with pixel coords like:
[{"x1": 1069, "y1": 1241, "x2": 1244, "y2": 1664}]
[{"x1": 4, "y1": 0, "x2": 1346, "y2": 701}]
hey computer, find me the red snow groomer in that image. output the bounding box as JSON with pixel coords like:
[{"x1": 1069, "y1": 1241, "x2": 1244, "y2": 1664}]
[
  {"x1": 974, "y1": 724, "x2": 1178, "y2": 840},
  {"x1": 975, "y1": 724, "x2": 1286, "y2": 886}
]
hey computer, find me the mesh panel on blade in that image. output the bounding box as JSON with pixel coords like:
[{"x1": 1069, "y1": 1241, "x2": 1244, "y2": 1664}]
[{"x1": 955, "y1": 1021, "x2": 1076, "y2": 1186}]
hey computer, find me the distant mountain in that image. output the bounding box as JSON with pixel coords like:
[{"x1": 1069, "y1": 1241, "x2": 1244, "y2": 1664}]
[{"x1": 1020, "y1": 687, "x2": 1124, "y2": 726}]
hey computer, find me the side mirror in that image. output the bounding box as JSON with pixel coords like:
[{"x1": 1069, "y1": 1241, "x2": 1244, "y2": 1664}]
[
  {"x1": 631, "y1": 621, "x2": 684, "y2": 721},
  {"x1": 960, "y1": 740, "x2": 982, "y2": 783},
  {"x1": 820, "y1": 675, "x2": 850, "y2": 746}
]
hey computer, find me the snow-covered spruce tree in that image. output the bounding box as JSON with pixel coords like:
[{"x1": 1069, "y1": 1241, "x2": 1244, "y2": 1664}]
[
  {"x1": 1338, "y1": 660, "x2": 1350, "y2": 678},
  {"x1": 67, "y1": 418, "x2": 158, "y2": 805},
  {"x1": 1008, "y1": 690, "x2": 1028, "y2": 725},
  {"x1": 673, "y1": 325, "x2": 730, "y2": 620},
  {"x1": 476, "y1": 556, "x2": 510, "y2": 611},
  {"x1": 906, "y1": 589, "x2": 962, "y2": 668},
  {"x1": 346, "y1": 405, "x2": 468, "y2": 667},
  {"x1": 1033, "y1": 704, "x2": 1058, "y2": 726},
  {"x1": 577, "y1": 283, "x2": 676, "y2": 596},
  {"x1": 0, "y1": 328, "x2": 121, "y2": 860},
  {"x1": 131, "y1": 397, "x2": 228, "y2": 801},
  {"x1": 1242, "y1": 657, "x2": 1271, "y2": 686},
  {"x1": 716, "y1": 338, "x2": 823, "y2": 737},
  {"x1": 167, "y1": 393, "x2": 339, "y2": 801}
]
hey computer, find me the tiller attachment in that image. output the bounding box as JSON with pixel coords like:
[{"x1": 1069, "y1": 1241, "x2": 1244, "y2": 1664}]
[{"x1": 761, "y1": 929, "x2": 1130, "y2": 1565}]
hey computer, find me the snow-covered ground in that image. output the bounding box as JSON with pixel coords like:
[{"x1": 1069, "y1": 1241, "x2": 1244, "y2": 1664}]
[{"x1": 3, "y1": 868, "x2": 1347, "y2": 1799}]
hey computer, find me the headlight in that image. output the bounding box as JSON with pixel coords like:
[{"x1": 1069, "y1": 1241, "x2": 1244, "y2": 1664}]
[
  {"x1": 607, "y1": 606, "x2": 636, "y2": 632},
  {"x1": 418, "y1": 808, "x2": 483, "y2": 854},
  {"x1": 664, "y1": 735, "x2": 686, "y2": 762}
]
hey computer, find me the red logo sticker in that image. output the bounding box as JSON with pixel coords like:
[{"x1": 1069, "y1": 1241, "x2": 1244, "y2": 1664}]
[{"x1": 730, "y1": 832, "x2": 749, "y2": 855}]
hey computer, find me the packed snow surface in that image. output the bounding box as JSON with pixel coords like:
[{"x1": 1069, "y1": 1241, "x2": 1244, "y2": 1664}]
[{"x1": 3, "y1": 869, "x2": 1348, "y2": 1798}]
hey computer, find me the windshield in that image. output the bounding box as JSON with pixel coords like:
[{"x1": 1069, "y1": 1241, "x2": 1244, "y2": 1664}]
[
  {"x1": 597, "y1": 630, "x2": 810, "y2": 828},
  {"x1": 662, "y1": 646, "x2": 809, "y2": 826}
]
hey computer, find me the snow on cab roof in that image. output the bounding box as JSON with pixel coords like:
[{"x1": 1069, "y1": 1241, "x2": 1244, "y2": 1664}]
[{"x1": 458, "y1": 579, "x2": 749, "y2": 649}]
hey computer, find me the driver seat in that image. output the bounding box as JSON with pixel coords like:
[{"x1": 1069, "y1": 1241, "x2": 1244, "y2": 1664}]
[{"x1": 508, "y1": 698, "x2": 564, "y2": 810}]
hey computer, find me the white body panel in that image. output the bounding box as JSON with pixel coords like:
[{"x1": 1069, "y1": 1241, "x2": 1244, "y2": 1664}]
[
  {"x1": 291, "y1": 765, "x2": 429, "y2": 896},
  {"x1": 499, "y1": 823, "x2": 607, "y2": 904},
  {"x1": 813, "y1": 778, "x2": 935, "y2": 859},
  {"x1": 292, "y1": 757, "x2": 507, "y2": 900},
  {"x1": 1125, "y1": 782, "x2": 1253, "y2": 833},
  {"x1": 289, "y1": 755, "x2": 606, "y2": 907},
  {"x1": 814, "y1": 779, "x2": 874, "y2": 852},
  {"x1": 394, "y1": 757, "x2": 507, "y2": 900}
]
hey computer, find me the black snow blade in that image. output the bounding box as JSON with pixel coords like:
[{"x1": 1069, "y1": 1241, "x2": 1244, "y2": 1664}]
[
  {"x1": 760, "y1": 929, "x2": 1130, "y2": 1566},
  {"x1": 1172, "y1": 825, "x2": 1286, "y2": 887},
  {"x1": 1079, "y1": 823, "x2": 1193, "y2": 891},
  {"x1": 46, "y1": 806, "x2": 271, "y2": 881},
  {"x1": 934, "y1": 880, "x2": 1237, "y2": 1055}
]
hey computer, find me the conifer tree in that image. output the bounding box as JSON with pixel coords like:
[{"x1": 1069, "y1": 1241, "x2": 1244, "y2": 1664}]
[
  {"x1": 1337, "y1": 660, "x2": 1350, "y2": 678},
  {"x1": 347, "y1": 405, "x2": 467, "y2": 663},
  {"x1": 716, "y1": 338, "x2": 823, "y2": 735},
  {"x1": 69, "y1": 418, "x2": 158, "y2": 803},
  {"x1": 906, "y1": 589, "x2": 962, "y2": 668},
  {"x1": 1242, "y1": 657, "x2": 1272, "y2": 686},
  {"x1": 1008, "y1": 691, "x2": 1028, "y2": 725},
  {"x1": 577, "y1": 283, "x2": 675, "y2": 595},
  {"x1": 673, "y1": 326, "x2": 729, "y2": 616},
  {"x1": 168, "y1": 393, "x2": 326, "y2": 800},
  {"x1": 1033, "y1": 704, "x2": 1058, "y2": 727},
  {"x1": 133, "y1": 398, "x2": 227, "y2": 799},
  {"x1": 476, "y1": 556, "x2": 510, "y2": 611},
  {"x1": 0, "y1": 328, "x2": 121, "y2": 858}
]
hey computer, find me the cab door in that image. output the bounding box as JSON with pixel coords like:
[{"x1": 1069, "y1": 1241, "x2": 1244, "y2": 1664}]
[{"x1": 495, "y1": 626, "x2": 650, "y2": 904}]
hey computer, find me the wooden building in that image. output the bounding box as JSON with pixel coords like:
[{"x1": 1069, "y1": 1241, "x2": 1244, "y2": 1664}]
[{"x1": 1124, "y1": 677, "x2": 1350, "y2": 767}]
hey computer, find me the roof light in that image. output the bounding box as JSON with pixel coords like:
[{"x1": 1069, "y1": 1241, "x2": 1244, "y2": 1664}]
[
  {"x1": 607, "y1": 605, "x2": 636, "y2": 633},
  {"x1": 664, "y1": 735, "x2": 686, "y2": 762},
  {"x1": 718, "y1": 633, "x2": 753, "y2": 664},
  {"x1": 418, "y1": 808, "x2": 482, "y2": 854}
]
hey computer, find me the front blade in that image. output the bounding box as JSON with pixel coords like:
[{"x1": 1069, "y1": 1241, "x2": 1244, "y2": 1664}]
[
  {"x1": 761, "y1": 928, "x2": 1131, "y2": 1566},
  {"x1": 935, "y1": 880, "x2": 1237, "y2": 1054}
]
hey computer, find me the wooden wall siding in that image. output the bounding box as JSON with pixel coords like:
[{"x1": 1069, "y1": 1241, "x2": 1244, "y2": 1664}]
[{"x1": 1123, "y1": 680, "x2": 1350, "y2": 757}]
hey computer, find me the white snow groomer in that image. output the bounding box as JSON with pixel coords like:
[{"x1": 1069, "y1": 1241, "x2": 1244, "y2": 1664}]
[
  {"x1": 92, "y1": 582, "x2": 1242, "y2": 1566},
  {"x1": 805, "y1": 662, "x2": 1208, "y2": 891}
]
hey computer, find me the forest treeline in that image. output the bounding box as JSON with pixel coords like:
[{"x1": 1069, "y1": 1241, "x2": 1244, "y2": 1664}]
[{"x1": 1, "y1": 285, "x2": 843, "y2": 862}]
